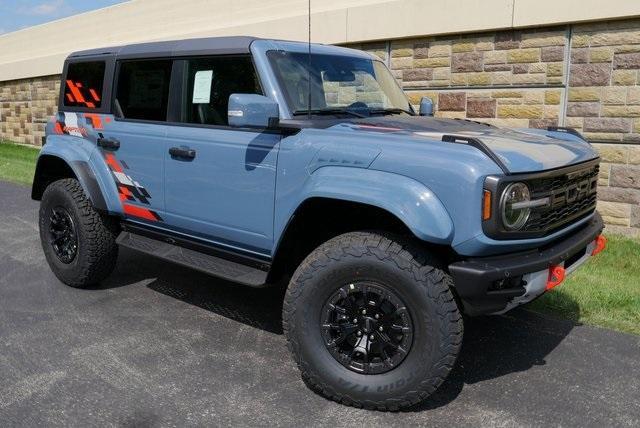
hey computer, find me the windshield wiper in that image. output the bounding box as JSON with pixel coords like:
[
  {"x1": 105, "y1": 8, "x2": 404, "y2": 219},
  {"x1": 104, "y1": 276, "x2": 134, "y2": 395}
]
[
  {"x1": 292, "y1": 108, "x2": 368, "y2": 118},
  {"x1": 369, "y1": 108, "x2": 415, "y2": 116}
]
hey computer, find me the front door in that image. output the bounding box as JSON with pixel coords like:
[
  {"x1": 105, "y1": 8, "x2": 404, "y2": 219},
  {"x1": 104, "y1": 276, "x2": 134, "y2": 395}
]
[{"x1": 163, "y1": 56, "x2": 280, "y2": 255}]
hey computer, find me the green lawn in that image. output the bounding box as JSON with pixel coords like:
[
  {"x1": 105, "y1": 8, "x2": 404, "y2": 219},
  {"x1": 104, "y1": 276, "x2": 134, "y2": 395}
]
[
  {"x1": 0, "y1": 140, "x2": 40, "y2": 185},
  {"x1": 0, "y1": 139, "x2": 638, "y2": 334},
  {"x1": 529, "y1": 234, "x2": 640, "y2": 335}
]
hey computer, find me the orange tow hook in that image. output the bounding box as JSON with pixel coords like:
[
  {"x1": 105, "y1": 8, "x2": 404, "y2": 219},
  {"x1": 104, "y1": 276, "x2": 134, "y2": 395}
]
[
  {"x1": 591, "y1": 235, "x2": 607, "y2": 256},
  {"x1": 546, "y1": 265, "x2": 565, "y2": 291}
]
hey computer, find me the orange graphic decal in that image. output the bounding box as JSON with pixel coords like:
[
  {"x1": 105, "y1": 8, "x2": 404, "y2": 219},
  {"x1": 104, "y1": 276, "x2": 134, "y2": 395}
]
[{"x1": 83, "y1": 113, "x2": 104, "y2": 130}]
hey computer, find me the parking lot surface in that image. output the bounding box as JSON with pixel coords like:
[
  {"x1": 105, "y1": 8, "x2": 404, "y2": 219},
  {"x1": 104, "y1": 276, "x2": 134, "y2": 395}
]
[{"x1": 1, "y1": 180, "x2": 639, "y2": 427}]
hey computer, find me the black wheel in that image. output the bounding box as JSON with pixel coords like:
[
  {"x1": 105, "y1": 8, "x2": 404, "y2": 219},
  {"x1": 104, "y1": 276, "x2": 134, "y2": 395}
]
[
  {"x1": 39, "y1": 178, "x2": 119, "y2": 288},
  {"x1": 283, "y1": 231, "x2": 463, "y2": 410}
]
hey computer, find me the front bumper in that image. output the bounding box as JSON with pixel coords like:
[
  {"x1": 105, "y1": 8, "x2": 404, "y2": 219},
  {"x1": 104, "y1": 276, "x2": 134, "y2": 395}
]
[{"x1": 448, "y1": 213, "x2": 604, "y2": 316}]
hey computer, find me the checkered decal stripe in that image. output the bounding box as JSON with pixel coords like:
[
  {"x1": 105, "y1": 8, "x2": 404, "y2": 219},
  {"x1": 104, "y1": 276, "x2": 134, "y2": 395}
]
[{"x1": 103, "y1": 152, "x2": 163, "y2": 222}]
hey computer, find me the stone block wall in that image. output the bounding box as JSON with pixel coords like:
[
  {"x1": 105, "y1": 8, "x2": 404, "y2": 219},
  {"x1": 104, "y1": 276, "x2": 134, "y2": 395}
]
[
  {"x1": 1, "y1": 18, "x2": 640, "y2": 235},
  {"x1": 354, "y1": 28, "x2": 568, "y2": 129},
  {"x1": 0, "y1": 77, "x2": 60, "y2": 146}
]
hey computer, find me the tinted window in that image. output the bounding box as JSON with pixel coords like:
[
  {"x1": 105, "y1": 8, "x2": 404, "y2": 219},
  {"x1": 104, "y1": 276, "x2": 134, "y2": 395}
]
[
  {"x1": 115, "y1": 60, "x2": 172, "y2": 121},
  {"x1": 181, "y1": 56, "x2": 261, "y2": 126},
  {"x1": 63, "y1": 61, "x2": 105, "y2": 109}
]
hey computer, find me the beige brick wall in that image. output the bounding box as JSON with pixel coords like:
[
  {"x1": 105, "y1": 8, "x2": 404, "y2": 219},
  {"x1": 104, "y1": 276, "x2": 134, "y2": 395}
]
[
  {"x1": 0, "y1": 77, "x2": 60, "y2": 145},
  {"x1": 1, "y1": 18, "x2": 639, "y2": 236},
  {"x1": 352, "y1": 28, "x2": 568, "y2": 129}
]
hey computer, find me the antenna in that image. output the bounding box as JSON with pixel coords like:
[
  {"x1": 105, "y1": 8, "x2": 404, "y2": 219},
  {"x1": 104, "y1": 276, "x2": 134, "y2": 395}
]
[{"x1": 307, "y1": 0, "x2": 311, "y2": 119}]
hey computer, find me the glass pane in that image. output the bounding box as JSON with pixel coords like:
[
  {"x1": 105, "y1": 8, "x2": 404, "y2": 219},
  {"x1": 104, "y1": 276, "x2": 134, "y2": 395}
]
[
  {"x1": 115, "y1": 60, "x2": 172, "y2": 121},
  {"x1": 63, "y1": 61, "x2": 105, "y2": 109},
  {"x1": 267, "y1": 51, "x2": 411, "y2": 115},
  {"x1": 182, "y1": 56, "x2": 261, "y2": 126}
]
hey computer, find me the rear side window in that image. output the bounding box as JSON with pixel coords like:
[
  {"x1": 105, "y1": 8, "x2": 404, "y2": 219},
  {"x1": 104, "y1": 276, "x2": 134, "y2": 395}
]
[
  {"x1": 114, "y1": 60, "x2": 172, "y2": 121},
  {"x1": 63, "y1": 61, "x2": 106, "y2": 109}
]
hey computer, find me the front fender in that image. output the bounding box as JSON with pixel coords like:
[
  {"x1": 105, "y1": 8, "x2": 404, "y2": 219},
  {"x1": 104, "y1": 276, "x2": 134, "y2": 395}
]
[
  {"x1": 36, "y1": 136, "x2": 122, "y2": 214},
  {"x1": 281, "y1": 167, "x2": 454, "y2": 244}
]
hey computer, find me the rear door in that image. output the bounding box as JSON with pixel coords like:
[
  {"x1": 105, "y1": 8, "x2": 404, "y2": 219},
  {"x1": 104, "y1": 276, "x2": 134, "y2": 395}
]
[
  {"x1": 100, "y1": 59, "x2": 173, "y2": 223},
  {"x1": 163, "y1": 56, "x2": 280, "y2": 255}
]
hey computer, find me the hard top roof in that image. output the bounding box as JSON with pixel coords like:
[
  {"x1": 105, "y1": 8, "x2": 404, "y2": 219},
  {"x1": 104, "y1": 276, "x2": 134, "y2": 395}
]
[{"x1": 68, "y1": 36, "x2": 260, "y2": 60}]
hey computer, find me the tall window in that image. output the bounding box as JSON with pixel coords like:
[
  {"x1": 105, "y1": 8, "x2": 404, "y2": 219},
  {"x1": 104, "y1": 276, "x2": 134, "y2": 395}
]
[
  {"x1": 63, "y1": 61, "x2": 106, "y2": 109},
  {"x1": 115, "y1": 60, "x2": 172, "y2": 121},
  {"x1": 181, "y1": 56, "x2": 261, "y2": 126}
]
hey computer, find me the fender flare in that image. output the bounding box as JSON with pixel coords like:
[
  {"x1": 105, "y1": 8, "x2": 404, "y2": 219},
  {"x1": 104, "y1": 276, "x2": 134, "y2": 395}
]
[
  {"x1": 33, "y1": 155, "x2": 108, "y2": 211},
  {"x1": 281, "y1": 167, "x2": 454, "y2": 245},
  {"x1": 33, "y1": 136, "x2": 121, "y2": 214}
]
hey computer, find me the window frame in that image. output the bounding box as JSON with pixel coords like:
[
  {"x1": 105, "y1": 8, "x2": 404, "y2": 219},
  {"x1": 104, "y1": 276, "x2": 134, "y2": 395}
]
[
  {"x1": 59, "y1": 56, "x2": 115, "y2": 114},
  {"x1": 110, "y1": 53, "x2": 274, "y2": 133}
]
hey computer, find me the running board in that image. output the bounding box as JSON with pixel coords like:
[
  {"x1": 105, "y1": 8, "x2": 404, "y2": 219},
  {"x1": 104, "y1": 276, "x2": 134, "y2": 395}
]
[{"x1": 116, "y1": 231, "x2": 269, "y2": 287}]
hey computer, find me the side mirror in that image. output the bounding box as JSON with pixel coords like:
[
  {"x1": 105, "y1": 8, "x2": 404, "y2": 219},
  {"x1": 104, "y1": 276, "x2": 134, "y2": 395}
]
[
  {"x1": 228, "y1": 94, "x2": 279, "y2": 129},
  {"x1": 419, "y1": 97, "x2": 434, "y2": 116}
]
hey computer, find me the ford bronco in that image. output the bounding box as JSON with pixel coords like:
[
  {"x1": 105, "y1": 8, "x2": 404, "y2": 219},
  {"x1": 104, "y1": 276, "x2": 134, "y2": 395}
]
[{"x1": 33, "y1": 36, "x2": 606, "y2": 410}]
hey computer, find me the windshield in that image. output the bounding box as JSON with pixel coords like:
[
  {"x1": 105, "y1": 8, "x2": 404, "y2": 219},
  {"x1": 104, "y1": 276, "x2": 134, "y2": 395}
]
[{"x1": 267, "y1": 51, "x2": 413, "y2": 116}]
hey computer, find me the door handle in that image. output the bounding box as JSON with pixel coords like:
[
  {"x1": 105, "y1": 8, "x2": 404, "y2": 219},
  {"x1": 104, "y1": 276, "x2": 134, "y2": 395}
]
[
  {"x1": 97, "y1": 137, "x2": 120, "y2": 150},
  {"x1": 169, "y1": 146, "x2": 196, "y2": 160}
]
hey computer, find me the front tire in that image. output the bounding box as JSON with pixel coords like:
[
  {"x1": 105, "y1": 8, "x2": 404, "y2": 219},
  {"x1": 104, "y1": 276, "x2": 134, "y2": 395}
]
[
  {"x1": 283, "y1": 231, "x2": 463, "y2": 410},
  {"x1": 39, "y1": 178, "x2": 119, "y2": 288}
]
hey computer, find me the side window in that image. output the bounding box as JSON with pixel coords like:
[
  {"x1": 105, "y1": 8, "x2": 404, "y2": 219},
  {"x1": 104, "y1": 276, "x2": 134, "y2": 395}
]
[
  {"x1": 115, "y1": 60, "x2": 172, "y2": 121},
  {"x1": 182, "y1": 56, "x2": 261, "y2": 126},
  {"x1": 63, "y1": 61, "x2": 106, "y2": 109}
]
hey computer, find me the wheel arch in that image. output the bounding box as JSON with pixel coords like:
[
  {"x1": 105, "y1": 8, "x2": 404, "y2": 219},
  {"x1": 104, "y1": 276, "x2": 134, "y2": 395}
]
[
  {"x1": 32, "y1": 154, "x2": 108, "y2": 212},
  {"x1": 268, "y1": 194, "x2": 454, "y2": 283}
]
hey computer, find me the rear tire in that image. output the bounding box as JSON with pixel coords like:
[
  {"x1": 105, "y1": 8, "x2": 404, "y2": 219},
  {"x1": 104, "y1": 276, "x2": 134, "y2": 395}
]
[
  {"x1": 283, "y1": 231, "x2": 463, "y2": 410},
  {"x1": 39, "y1": 178, "x2": 119, "y2": 288}
]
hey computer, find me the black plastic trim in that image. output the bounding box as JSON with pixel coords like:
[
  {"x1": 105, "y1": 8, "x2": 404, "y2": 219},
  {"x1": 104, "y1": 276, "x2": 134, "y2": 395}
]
[
  {"x1": 70, "y1": 161, "x2": 108, "y2": 211},
  {"x1": 441, "y1": 134, "x2": 510, "y2": 174},
  {"x1": 121, "y1": 221, "x2": 271, "y2": 271},
  {"x1": 547, "y1": 126, "x2": 586, "y2": 141},
  {"x1": 117, "y1": 231, "x2": 269, "y2": 287},
  {"x1": 449, "y1": 212, "x2": 603, "y2": 316}
]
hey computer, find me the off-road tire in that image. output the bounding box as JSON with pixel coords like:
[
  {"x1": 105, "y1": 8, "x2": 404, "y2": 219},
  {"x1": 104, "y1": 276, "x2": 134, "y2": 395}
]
[
  {"x1": 39, "y1": 178, "x2": 119, "y2": 288},
  {"x1": 283, "y1": 231, "x2": 463, "y2": 411}
]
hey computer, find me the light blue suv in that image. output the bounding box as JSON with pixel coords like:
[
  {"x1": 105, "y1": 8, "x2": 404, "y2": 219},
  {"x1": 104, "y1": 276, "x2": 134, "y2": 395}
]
[{"x1": 32, "y1": 36, "x2": 606, "y2": 410}]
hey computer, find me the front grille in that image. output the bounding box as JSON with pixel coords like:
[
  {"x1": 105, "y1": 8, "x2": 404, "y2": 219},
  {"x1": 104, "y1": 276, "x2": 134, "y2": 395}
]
[{"x1": 523, "y1": 164, "x2": 599, "y2": 234}]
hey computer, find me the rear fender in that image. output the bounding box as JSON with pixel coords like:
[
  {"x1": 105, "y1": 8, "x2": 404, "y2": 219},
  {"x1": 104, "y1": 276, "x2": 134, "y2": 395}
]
[{"x1": 34, "y1": 135, "x2": 122, "y2": 214}]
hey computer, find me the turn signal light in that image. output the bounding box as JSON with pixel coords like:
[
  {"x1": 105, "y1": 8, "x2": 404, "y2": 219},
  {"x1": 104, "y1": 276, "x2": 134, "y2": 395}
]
[
  {"x1": 591, "y1": 235, "x2": 607, "y2": 256},
  {"x1": 482, "y1": 190, "x2": 492, "y2": 221},
  {"x1": 546, "y1": 265, "x2": 565, "y2": 291}
]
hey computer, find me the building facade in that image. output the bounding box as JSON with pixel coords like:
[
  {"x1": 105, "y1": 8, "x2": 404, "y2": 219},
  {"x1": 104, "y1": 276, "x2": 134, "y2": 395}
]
[{"x1": 1, "y1": 0, "x2": 640, "y2": 235}]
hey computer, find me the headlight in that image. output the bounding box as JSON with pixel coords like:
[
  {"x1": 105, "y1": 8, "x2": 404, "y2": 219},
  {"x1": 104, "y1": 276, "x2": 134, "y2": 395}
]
[{"x1": 500, "y1": 182, "x2": 531, "y2": 230}]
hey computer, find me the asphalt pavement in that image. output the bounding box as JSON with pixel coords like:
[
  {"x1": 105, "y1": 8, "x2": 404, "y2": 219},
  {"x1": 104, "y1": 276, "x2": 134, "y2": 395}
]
[{"x1": 0, "y1": 180, "x2": 639, "y2": 427}]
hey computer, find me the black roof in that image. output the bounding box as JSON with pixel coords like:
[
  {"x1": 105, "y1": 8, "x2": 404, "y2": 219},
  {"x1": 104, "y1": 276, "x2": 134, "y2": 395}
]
[{"x1": 68, "y1": 36, "x2": 259, "y2": 60}]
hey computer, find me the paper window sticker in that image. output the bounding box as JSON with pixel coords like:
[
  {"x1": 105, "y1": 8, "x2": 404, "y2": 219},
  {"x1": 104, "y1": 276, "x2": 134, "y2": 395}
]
[{"x1": 193, "y1": 70, "x2": 213, "y2": 104}]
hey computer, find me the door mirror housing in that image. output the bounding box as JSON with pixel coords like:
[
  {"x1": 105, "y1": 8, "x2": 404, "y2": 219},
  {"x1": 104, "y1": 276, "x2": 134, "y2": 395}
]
[
  {"x1": 419, "y1": 97, "x2": 434, "y2": 116},
  {"x1": 228, "y1": 94, "x2": 279, "y2": 129}
]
